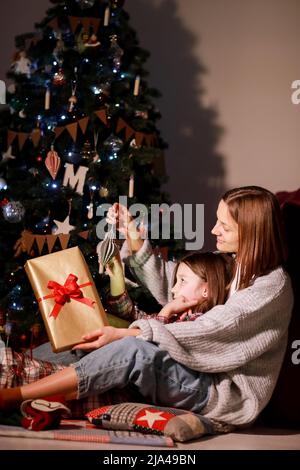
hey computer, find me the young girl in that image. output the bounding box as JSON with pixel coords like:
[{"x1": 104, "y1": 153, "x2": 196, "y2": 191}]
[
  {"x1": 0, "y1": 186, "x2": 293, "y2": 429},
  {"x1": 104, "y1": 251, "x2": 233, "y2": 325}
]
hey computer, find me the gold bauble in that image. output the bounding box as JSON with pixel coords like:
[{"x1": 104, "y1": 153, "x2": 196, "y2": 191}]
[{"x1": 99, "y1": 186, "x2": 109, "y2": 198}]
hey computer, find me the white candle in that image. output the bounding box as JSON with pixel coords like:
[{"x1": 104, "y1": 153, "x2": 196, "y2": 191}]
[
  {"x1": 45, "y1": 88, "x2": 50, "y2": 110},
  {"x1": 133, "y1": 75, "x2": 140, "y2": 96},
  {"x1": 128, "y1": 174, "x2": 134, "y2": 198},
  {"x1": 104, "y1": 6, "x2": 110, "y2": 26}
]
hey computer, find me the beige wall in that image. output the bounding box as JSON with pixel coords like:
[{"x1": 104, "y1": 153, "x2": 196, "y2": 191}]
[
  {"x1": 175, "y1": 0, "x2": 300, "y2": 193},
  {"x1": 127, "y1": 0, "x2": 300, "y2": 202}
]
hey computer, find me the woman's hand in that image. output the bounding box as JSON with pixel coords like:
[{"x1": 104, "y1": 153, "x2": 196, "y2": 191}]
[
  {"x1": 72, "y1": 326, "x2": 140, "y2": 352},
  {"x1": 158, "y1": 296, "x2": 199, "y2": 321},
  {"x1": 106, "y1": 203, "x2": 143, "y2": 251},
  {"x1": 106, "y1": 203, "x2": 134, "y2": 236}
]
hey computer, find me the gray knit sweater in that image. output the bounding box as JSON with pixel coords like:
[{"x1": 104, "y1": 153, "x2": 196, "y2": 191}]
[{"x1": 121, "y1": 240, "x2": 294, "y2": 426}]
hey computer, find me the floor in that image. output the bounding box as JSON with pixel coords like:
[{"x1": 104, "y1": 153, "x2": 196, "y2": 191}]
[{"x1": 0, "y1": 426, "x2": 299, "y2": 450}]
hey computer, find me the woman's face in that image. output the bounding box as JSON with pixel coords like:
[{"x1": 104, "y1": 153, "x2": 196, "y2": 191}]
[
  {"x1": 211, "y1": 199, "x2": 239, "y2": 253},
  {"x1": 171, "y1": 263, "x2": 208, "y2": 302}
]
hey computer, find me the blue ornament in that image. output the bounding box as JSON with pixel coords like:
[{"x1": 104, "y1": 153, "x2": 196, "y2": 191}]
[{"x1": 76, "y1": 0, "x2": 95, "y2": 8}]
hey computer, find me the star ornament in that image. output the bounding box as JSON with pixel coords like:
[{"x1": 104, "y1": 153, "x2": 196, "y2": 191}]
[
  {"x1": 53, "y1": 215, "x2": 75, "y2": 235},
  {"x1": 2, "y1": 146, "x2": 16, "y2": 163},
  {"x1": 135, "y1": 409, "x2": 168, "y2": 429}
]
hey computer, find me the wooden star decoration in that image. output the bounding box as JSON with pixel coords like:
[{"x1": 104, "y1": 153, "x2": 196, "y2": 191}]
[
  {"x1": 2, "y1": 146, "x2": 16, "y2": 162},
  {"x1": 53, "y1": 215, "x2": 75, "y2": 235}
]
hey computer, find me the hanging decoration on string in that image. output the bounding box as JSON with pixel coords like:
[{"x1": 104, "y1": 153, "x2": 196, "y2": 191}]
[
  {"x1": 93, "y1": 130, "x2": 100, "y2": 162},
  {"x1": 81, "y1": 140, "x2": 93, "y2": 162},
  {"x1": 45, "y1": 145, "x2": 61, "y2": 180},
  {"x1": 68, "y1": 68, "x2": 78, "y2": 112},
  {"x1": 87, "y1": 187, "x2": 95, "y2": 219},
  {"x1": 109, "y1": 35, "x2": 124, "y2": 72},
  {"x1": 63, "y1": 163, "x2": 89, "y2": 195},
  {"x1": 53, "y1": 200, "x2": 75, "y2": 235}
]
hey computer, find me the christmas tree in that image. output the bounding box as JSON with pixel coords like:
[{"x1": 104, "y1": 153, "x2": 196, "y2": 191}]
[{"x1": 0, "y1": 0, "x2": 169, "y2": 350}]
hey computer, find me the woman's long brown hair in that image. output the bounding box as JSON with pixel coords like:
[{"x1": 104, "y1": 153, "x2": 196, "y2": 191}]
[
  {"x1": 173, "y1": 252, "x2": 233, "y2": 313},
  {"x1": 222, "y1": 186, "x2": 287, "y2": 289}
]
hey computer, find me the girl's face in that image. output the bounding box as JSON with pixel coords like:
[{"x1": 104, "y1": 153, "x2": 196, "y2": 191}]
[
  {"x1": 171, "y1": 263, "x2": 208, "y2": 302},
  {"x1": 211, "y1": 199, "x2": 239, "y2": 253}
]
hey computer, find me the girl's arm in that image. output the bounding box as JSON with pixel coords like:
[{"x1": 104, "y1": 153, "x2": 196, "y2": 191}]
[{"x1": 107, "y1": 203, "x2": 176, "y2": 306}]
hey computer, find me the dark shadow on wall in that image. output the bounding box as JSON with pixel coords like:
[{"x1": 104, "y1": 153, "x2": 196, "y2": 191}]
[{"x1": 127, "y1": 0, "x2": 226, "y2": 250}]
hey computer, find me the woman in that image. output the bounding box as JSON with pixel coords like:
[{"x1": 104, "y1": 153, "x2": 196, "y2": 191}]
[{"x1": 0, "y1": 186, "x2": 293, "y2": 427}]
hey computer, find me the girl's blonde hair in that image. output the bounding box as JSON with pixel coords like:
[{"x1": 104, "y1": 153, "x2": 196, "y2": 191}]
[
  {"x1": 173, "y1": 252, "x2": 233, "y2": 313},
  {"x1": 222, "y1": 186, "x2": 287, "y2": 289}
]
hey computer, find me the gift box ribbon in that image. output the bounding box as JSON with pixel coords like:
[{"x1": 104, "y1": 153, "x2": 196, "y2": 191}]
[{"x1": 37, "y1": 273, "x2": 95, "y2": 319}]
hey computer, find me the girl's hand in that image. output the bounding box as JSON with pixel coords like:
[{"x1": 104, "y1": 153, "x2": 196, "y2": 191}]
[
  {"x1": 158, "y1": 296, "x2": 198, "y2": 320},
  {"x1": 72, "y1": 326, "x2": 140, "y2": 352},
  {"x1": 105, "y1": 253, "x2": 123, "y2": 279}
]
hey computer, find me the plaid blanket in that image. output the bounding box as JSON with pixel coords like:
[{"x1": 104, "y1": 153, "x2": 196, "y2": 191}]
[{"x1": 0, "y1": 347, "x2": 144, "y2": 418}]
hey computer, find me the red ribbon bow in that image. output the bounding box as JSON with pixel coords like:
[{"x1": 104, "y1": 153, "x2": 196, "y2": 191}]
[{"x1": 38, "y1": 273, "x2": 95, "y2": 319}]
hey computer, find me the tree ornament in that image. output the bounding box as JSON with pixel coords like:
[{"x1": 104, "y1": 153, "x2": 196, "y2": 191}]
[
  {"x1": 68, "y1": 70, "x2": 78, "y2": 112},
  {"x1": 135, "y1": 109, "x2": 148, "y2": 119},
  {"x1": 53, "y1": 215, "x2": 75, "y2": 235},
  {"x1": 128, "y1": 173, "x2": 134, "y2": 198},
  {"x1": 87, "y1": 188, "x2": 94, "y2": 219},
  {"x1": 3, "y1": 201, "x2": 25, "y2": 223},
  {"x1": 45, "y1": 88, "x2": 51, "y2": 110},
  {"x1": 45, "y1": 145, "x2": 61, "y2": 180},
  {"x1": 63, "y1": 163, "x2": 88, "y2": 195},
  {"x1": 13, "y1": 51, "x2": 31, "y2": 77},
  {"x1": 97, "y1": 81, "x2": 110, "y2": 105},
  {"x1": 19, "y1": 109, "x2": 26, "y2": 118},
  {"x1": 76, "y1": 0, "x2": 95, "y2": 8},
  {"x1": 0, "y1": 198, "x2": 9, "y2": 208},
  {"x1": 99, "y1": 186, "x2": 109, "y2": 198},
  {"x1": 104, "y1": 134, "x2": 123, "y2": 159},
  {"x1": 93, "y1": 130, "x2": 100, "y2": 162},
  {"x1": 85, "y1": 33, "x2": 100, "y2": 48},
  {"x1": 110, "y1": 0, "x2": 126, "y2": 8},
  {"x1": 103, "y1": 6, "x2": 110, "y2": 26},
  {"x1": 1, "y1": 146, "x2": 16, "y2": 163},
  {"x1": 133, "y1": 75, "x2": 140, "y2": 96},
  {"x1": 0, "y1": 178, "x2": 7, "y2": 191},
  {"x1": 81, "y1": 140, "x2": 93, "y2": 161},
  {"x1": 53, "y1": 68, "x2": 66, "y2": 86},
  {"x1": 68, "y1": 94, "x2": 77, "y2": 112},
  {"x1": 109, "y1": 35, "x2": 124, "y2": 71}
]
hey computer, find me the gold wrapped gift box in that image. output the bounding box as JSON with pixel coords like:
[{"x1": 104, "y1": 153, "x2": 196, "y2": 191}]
[{"x1": 25, "y1": 246, "x2": 109, "y2": 353}]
